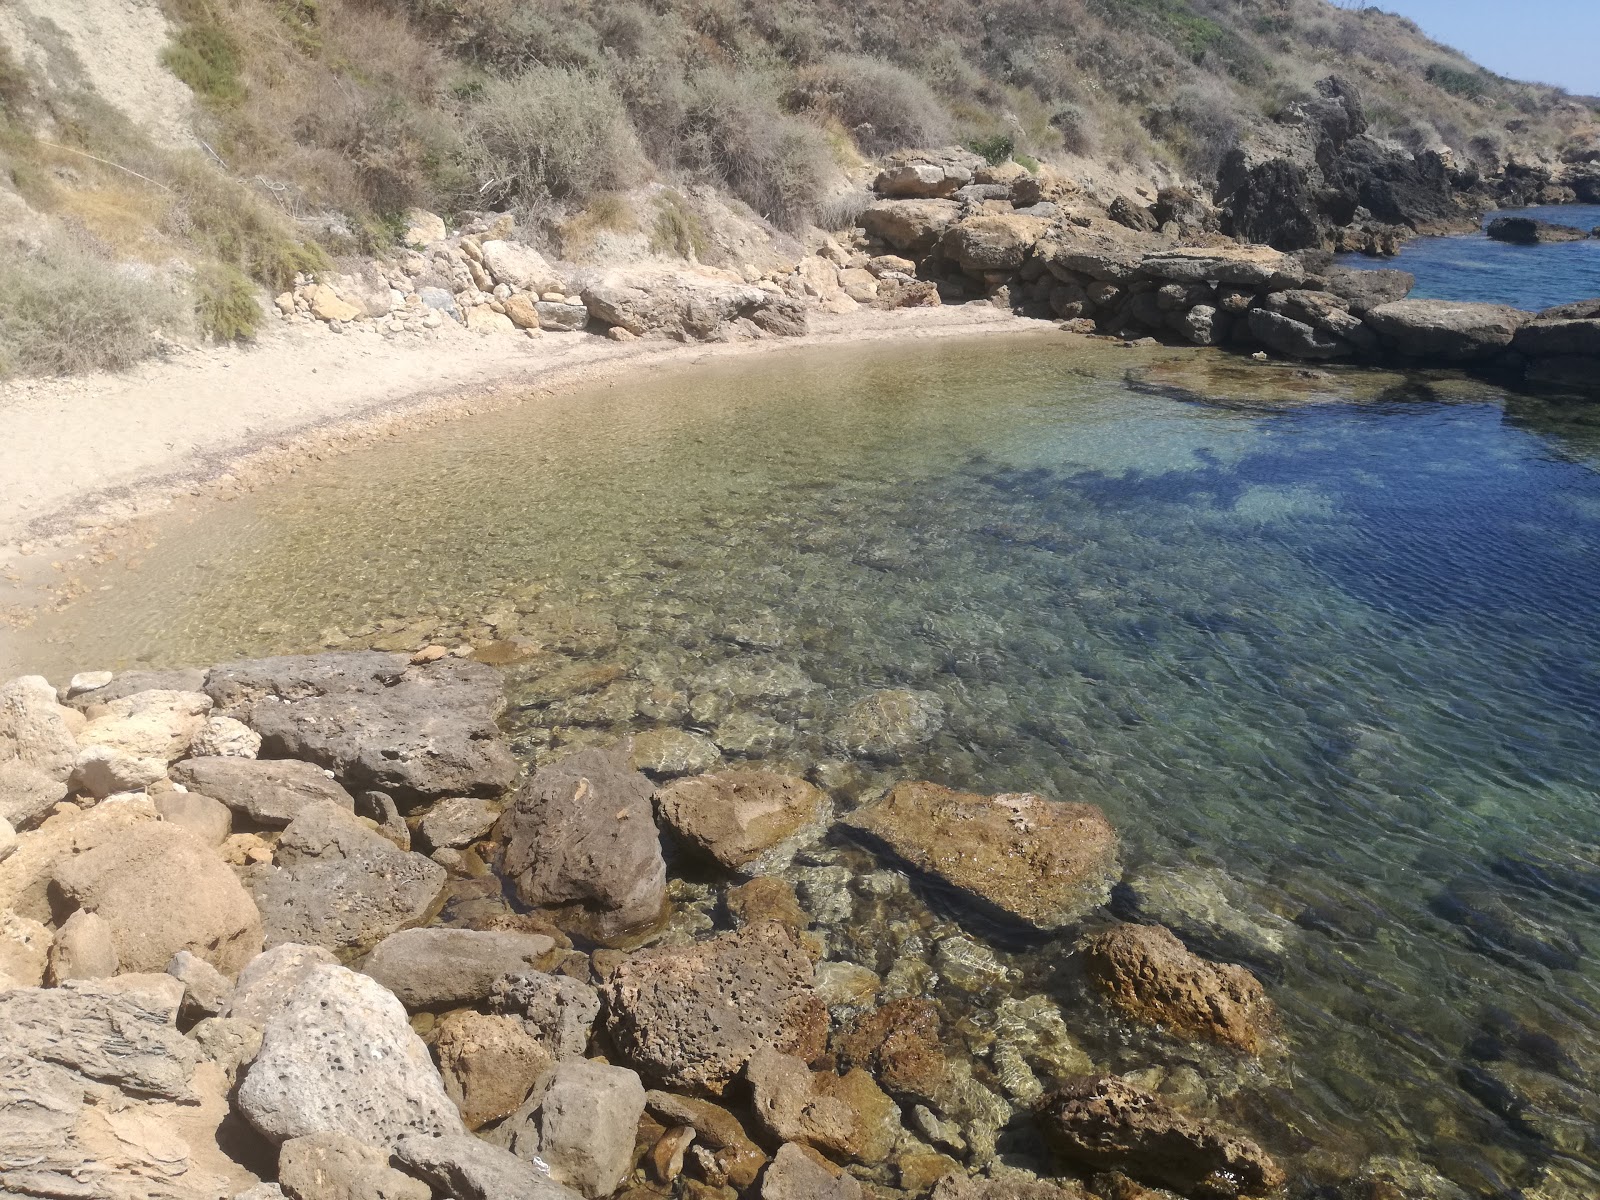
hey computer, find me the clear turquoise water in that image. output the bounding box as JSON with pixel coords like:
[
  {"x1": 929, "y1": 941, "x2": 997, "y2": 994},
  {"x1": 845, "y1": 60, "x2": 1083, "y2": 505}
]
[
  {"x1": 1337, "y1": 204, "x2": 1600, "y2": 311},
  {"x1": 9, "y1": 337, "x2": 1600, "y2": 1195}
]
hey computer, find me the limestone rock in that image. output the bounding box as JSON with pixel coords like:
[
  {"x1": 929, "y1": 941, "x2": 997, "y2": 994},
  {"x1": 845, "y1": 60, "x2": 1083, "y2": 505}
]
[
  {"x1": 1246, "y1": 308, "x2": 1351, "y2": 360},
  {"x1": 845, "y1": 783, "x2": 1120, "y2": 931},
  {"x1": 829, "y1": 689, "x2": 945, "y2": 760},
  {"x1": 1079, "y1": 924, "x2": 1275, "y2": 1054},
  {"x1": 535, "y1": 300, "x2": 590, "y2": 331},
  {"x1": 480, "y1": 240, "x2": 562, "y2": 293},
  {"x1": 0, "y1": 815, "x2": 11, "y2": 863},
  {"x1": 629, "y1": 729, "x2": 722, "y2": 777},
  {"x1": 489, "y1": 971, "x2": 601, "y2": 1059},
  {"x1": 656, "y1": 770, "x2": 832, "y2": 876},
  {"x1": 206, "y1": 652, "x2": 517, "y2": 804},
  {"x1": 747, "y1": 1046, "x2": 901, "y2": 1164},
  {"x1": 941, "y1": 215, "x2": 1049, "y2": 271},
  {"x1": 0, "y1": 675, "x2": 79, "y2": 782},
  {"x1": 1323, "y1": 265, "x2": 1413, "y2": 314},
  {"x1": 0, "y1": 760, "x2": 67, "y2": 831},
  {"x1": 1, "y1": 910, "x2": 51, "y2": 986},
  {"x1": 226, "y1": 942, "x2": 339, "y2": 1026},
  {"x1": 65, "y1": 671, "x2": 114, "y2": 699},
  {"x1": 402, "y1": 209, "x2": 447, "y2": 248},
  {"x1": 360, "y1": 927, "x2": 557, "y2": 1009},
  {"x1": 167, "y1": 949, "x2": 232, "y2": 1022},
  {"x1": 466, "y1": 305, "x2": 515, "y2": 334},
  {"x1": 416, "y1": 795, "x2": 499, "y2": 850},
  {"x1": 498, "y1": 746, "x2": 667, "y2": 943},
  {"x1": 251, "y1": 802, "x2": 446, "y2": 953},
  {"x1": 874, "y1": 162, "x2": 972, "y2": 199},
  {"x1": 309, "y1": 285, "x2": 361, "y2": 323},
  {"x1": 533, "y1": 1059, "x2": 647, "y2": 1197},
  {"x1": 582, "y1": 271, "x2": 805, "y2": 341},
  {"x1": 861, "y1": 200, "x2": 962, "y2": 255},
  {"x1": 154, "y1": 788, "x2": 233, "y2": 845},
  {"x1": 1365, "y1": 299, "x2": 1530, "y2": 361},
  {"x1": 601, "y1": 921, "x2": 827, "y2": 1095},
  {"x1": 504, "y1": 293, "x2": 541, "y2": 329},
  {"x1": 644, "y1": 1090, "x2": 768, "y2": 1188},
  {"x1": 762, "y1": 1141, "x2": 864, "y2": 1199},
  {"x1": 172, "y1": 757, "x2": 355, "y2": 827},
  {"x1": 52, "y1": 821, "x2": 263, "y2": 975},
  {"x1": 46, "y1": 909, "x2": 118, "y2": 983},
  {"x1": 189, "y1": 715, "x2": 261, "y2": 759},
  {"x1": 60, "y1": 669, "x2": 208, "y2": 712},
  {"x1": 434, "y1": 1010, "x2": 556, "y2": 1130},
  {"x1": 0, "y1": 798, "x2": 158, "y2": 923},
  {"x1": 1036, "y1": 1076, "x2": 1284, "y2": 1198},
  {"x1": 189, "y1": 1016, "x2": 262, "y2": 1087},
  {"x1": 73, "y1": 689, "x2": 214, "y2": 798},
  {"x1": 236, "y1": 963, "x2": 462, "y2": 1146},
  {"x1": 278, "y1": 1131, "x2": 432, "y2": 1200},
  {"x1": 392, "y1": 1131, "x2": 582, "y2": 1200}
]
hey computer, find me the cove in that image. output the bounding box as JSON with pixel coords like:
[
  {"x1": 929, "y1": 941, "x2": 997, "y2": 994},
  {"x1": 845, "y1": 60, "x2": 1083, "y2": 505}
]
[{"x1": 10, "y1": 334, "x2": 1600, "y2": 1196}]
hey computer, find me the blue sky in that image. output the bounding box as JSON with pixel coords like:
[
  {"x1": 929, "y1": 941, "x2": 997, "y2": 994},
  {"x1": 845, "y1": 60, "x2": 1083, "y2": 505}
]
[{"x1": 1372, "y1": 1, "x2": 1600, "y2": 96}]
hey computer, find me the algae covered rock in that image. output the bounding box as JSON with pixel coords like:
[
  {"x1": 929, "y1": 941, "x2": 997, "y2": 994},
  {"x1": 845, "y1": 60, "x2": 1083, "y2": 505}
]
[
  {"x1": 746, "y1": 1045, "x2": 902, "y2": 1164},
  {"x1": 845, "y1": 783, "x2": 1120, "y2": 931},
  {"x1": 829, "y1": 689, "x2": 945, "y2": 760},
  {"x1": 655, "y1": 770, "x2": 832, "y2": 875}
]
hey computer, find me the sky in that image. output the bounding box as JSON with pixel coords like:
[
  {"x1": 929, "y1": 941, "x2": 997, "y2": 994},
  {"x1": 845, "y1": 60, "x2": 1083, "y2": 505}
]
[{"x1": 1369, "y1": 0, "x2": 1600, "y2": 97}]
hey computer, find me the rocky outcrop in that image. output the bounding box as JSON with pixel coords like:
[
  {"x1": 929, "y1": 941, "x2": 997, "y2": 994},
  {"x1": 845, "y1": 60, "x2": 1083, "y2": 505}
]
[
  {"x1": 601, "y1": 920, "x2": 827, "y2": 1095},
  {"x1": 1364, "y1": 299, "x2": 1529, "y2": 361},
  {"x1": 581, "y1": 270, "x2": 808, "y2": 342},
  {"x1": 845, "y1": 783, "x2": 1120, "y2": 931},
  {"x1": 655, "y1": 770, "x2": 832, "y2": 876},
  {"x1": 1037, "y1": 1076, "x2": 1284, "y2": 1197},
  {"x1": 1079, "y1": 924, "x2": 1275, "y2": 1053},
  {"x1": 206, "y1": 652, "x2": 517, "y2": 804},
  {"x1": 171, "y1": 757, "x2": 354, "y2": 827},
  {"x1": 360, "y1": 927, "x2": 558, "y2": 1009},
  {"x1": 498, "y1": 746, "x2": 667, "y2": 942},
  {"x1": 1486, "y1": 217, "x2": 1588, "y2": 245},
  {"x1": 249, "y1": 801, "x2": 446, "y2": 952}
]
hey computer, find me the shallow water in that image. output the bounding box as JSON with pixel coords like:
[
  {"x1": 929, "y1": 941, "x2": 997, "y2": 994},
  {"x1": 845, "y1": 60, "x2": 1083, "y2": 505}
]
[
  {"x1": 12, "y1": 336, "x2": 1600, "y2": 1195},
  {"x1": 1337, "y1": 203, "x2": 1600, "y2": 311}
]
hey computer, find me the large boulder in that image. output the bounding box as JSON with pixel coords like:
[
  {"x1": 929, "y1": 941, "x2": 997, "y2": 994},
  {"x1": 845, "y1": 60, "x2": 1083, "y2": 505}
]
[
  {"x1": 861, "y1": 200, "x2": 962, "y2": 255},
  {"x1": 1323, "y1": 266, "x2": 1413, "y2": 314},
  {"x1": 525, "y1": 1059, "x2": 647, "y2": 1197},
  {"x1": 278, "y1": 1131, "x2": 431, "y2": 1200},
  {"x1": 171, "y1": 757, "x2": 354, "y2": 827},
  {"x1": 226, "y1": 942, "x2": 339, "y2": 1025},
  {"x1": 0, "y1": 800, "x2": 158, "y2": 924},
  {"x1": 845, "y1": 783, "x2": 1120, "y2": 931},
  {"x1": 1037, "y1": 1076, "x2": 1284, "y2": 1197},
  {"x1": 479, "y1": 240, "x2": 562, "y2": 293},
  {"x1": 1246, "y1": 308, "x2": 1352, "y2": 360},
  {"x1": 1138, "y1": 245, "x2": 1304, "y2": 289},
  {"x1": 250, "y1": 802, "x2": 446, "y2": 953},
  {"x1": 205, "y1": 653, "x2": 517, "y2": 804},
  {"x1": 0, "y1": 761, "x2": 66, "y2": 832},
  {"x1": 655, "y1": 770, "x2": 832, "y2": 876},
  {"x1": 497, "y1": 747, "x2": 667, "y2": 943},
  {"x1": 874, "y1": 162, "x2": 973, "y2": 199},
  {"x1": 1364, "y1": 299, "x2": 1530, "y2": 361},
  {"x1": 0, "y1": 676, "x2": 79, "y2": 784},
  {"x1": 940, "y1": 215, "x2": 1049, "y2": 272},
  {"x1": 392, "y1": 1131, "x2": 582, "y2": 1200},
  {"x1": 72, "y1": 689, "x2": 213, "y2": 797},
  {"x1": 51, "y1": 821, "x2": 262, "y2": 975},
  {"x1": 746, "y1": 1046, "x2": 901, "y2": 1164},
  {"x1": 1079, "y1": 924, "x2": 1275, "y2": 1054},
  {"x1": 360, "y1": 928, "x2": 558, "y2": 1009},
  {"x1": 601, "y1": 921, "x2": 827, "y2": 1095},
  {"x1": 236, "y1": 963, "x2": 462, "y2": 1146},
  {"x1": 1513, "y1": 318, "x2": 1600, "y2": 358},
  {"x1": 581, "y1": 271, "x2": 807, "y2": 341},
  {"x1": 1486, "y1": 216, "x2": 1588, "y2": 244}
]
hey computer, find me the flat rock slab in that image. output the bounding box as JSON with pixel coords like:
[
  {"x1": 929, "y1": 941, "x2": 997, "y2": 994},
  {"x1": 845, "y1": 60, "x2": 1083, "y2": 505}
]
[
  {"x1": 361, "y1": 927, "x2": 558, "y2": 1009},
  {"x1": 1365, "y1": 299, "x2": 1530, "y2": 361},
  {"x1": 206, "y1": 652, "x2": 517, "y2": 804},
  {"x1": 845, "y1": 782, "x2": 1120, "y2": 932},
  {"x1": 250, "y1": 802, "x2": 446, "y2": 953},
  {"x1": 237, "y1": 963, "x2": 462, "y2": 1146},
  {"x1": 172, "y1": 756, "x2": 354, "y2": 827},
  {"x1": 655, "y1": 770, "x2": 832, "y2": 876},
  {"x1": 393, "y1": 1131, "x2": 582, "y2": 1200}
]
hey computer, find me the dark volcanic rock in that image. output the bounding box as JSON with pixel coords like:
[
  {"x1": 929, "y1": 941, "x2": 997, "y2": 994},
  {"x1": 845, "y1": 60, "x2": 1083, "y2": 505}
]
[
  {"x1": 600, "y1": 921, "x2": 827, "y2": 1095},
  {"x1": 206, "y1": 652, "x2": 517, "y2": 804},
  {"x1": 1486, "y1": 216, "x2": 1588, "y2": 245},
  {"x1": 1036, "y1": 1076, "x2": 1285, "y2": 1198},
  {"x1": 171, "y1": 756, "x2": 354, "y2": 827},
  {"x1": 497, "y1": 746, "x2": 667, "y2": 943}
]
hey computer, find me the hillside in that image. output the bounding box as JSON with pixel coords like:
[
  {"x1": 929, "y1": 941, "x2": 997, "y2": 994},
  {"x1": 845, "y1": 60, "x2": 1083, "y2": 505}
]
[{"x1": 0, "y1": 0, "x2": 1596, "y2": 378}]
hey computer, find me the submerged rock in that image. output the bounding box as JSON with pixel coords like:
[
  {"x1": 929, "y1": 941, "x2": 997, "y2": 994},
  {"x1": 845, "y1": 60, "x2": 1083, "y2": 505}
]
[
  {"x1": 655, "y1": 770, "x2": 832, "y2": 876},
  {"x1": 835, "y1": 997, "x2": 949, "y2": 1105},
  {"x1": 645, "y1": 1089, "x2": 769, "y2": 1188},
  {"x1": 1037, "y1": 1076, "x2": 1284, "y2": 1197},
  {"x1": 845, "y1": 783, "x2": 1120, "y2": 931},
  {"x1": 629, "y1": 728, "x2": 721, "y2": 776},
  {"x1": 601, "y1": 920, "x2": 827, "y2": 1095},
  {"x1": 1079, "y1": 923, "x2": 1275, "y2": 1054},
  {"x1": 830, "y1": 689, "x2": 945, "y2": 760},
  {"x1": 1431, "y1": 881, "x2": 1583, "y2": 972},
  {"x1": 1113, "y1": 864, "x2": 1294, "y2": 978},
  {"x1": 746, "y1": 1045, "x2": 901, "y2": 1164}
]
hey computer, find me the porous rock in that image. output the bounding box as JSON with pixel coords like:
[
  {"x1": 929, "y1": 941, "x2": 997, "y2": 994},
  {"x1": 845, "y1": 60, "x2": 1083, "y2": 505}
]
[
  {"x1": 225, "y1": 942, "x2": 339, "y2": 1025},
  {"x1": 189, "y1": 715, "x2": 261, "y2": 759},
  {"x1": 171, "y1": 757, "x2": 354, "y2": 827},
  {"x1": 0, "y1": 676, "x2": 79, "y2": 783},
  {"x1": 531, "y1": 1059, "x2": 647, "y2": 1197},
  {"x1": 601, "y1": 920, "x2": 827, "y2": 1095},
  {"x1": 361, "y1": 927, "x2": 557, "y2": 1009},
  {"x1": 489, "y1": 971, "x2": 601, "y2": 1058},
  {"x1": 236, "y1": 963, "x2": 462, "y2": 1146},
  {"x1": 656, "y1": 770, "x2": 832, "y2": 875},
  {"x1": 835, "y1": 997, "x2": 948, "y2": 1104},
  {"x1": 278, "y1": 1130, "x2": 432, "y2": 1200},
  {"x1": 72, "y1": 689, "x2": 214, "y2": 796},
  {"x1": 0, "y1": 760, "x2": 67, "y2": 831},
  {"x1": 845, "y1": 783, "x2": 1120, "y2": 931},
  {"x1": 1, "y1": 909, "x2": 51, "y2": 986}
]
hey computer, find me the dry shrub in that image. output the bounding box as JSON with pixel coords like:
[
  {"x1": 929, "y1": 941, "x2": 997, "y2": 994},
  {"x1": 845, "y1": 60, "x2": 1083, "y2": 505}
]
[{"x1": 792, "y1": 55, "x2": 952, "y2": 154}]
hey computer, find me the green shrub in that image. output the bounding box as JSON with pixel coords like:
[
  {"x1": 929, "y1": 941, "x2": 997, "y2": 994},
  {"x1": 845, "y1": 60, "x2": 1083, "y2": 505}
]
[
  {"x1": 0, "y1": 240, "x2": 183, "y2": 377},
  {"x1": 463, "y1": 66, "x2": 640, "y2": 207},
  {"x1": 791, "y1": 55, "x2": 951, "y2": 154},
  {"x1": 1014, "y1": 153, "x2": 1040, "y2": 174},
  {"x1": 162, "y1": 1, "x2": 246, "y2": 106},
  {"x1": 193, "y1": 262, "x2": 262, "y2": 341},
  {"x1": 162, "y1": 155, "x2": 329, "y2": 289},
  {"x1": 968, "y1": 133, "x2": 1014, "y2": 165},
  {"x1": 649, "y1": 189, "x2": 710, "y2": 259},
  {"x1": 1426, "y1": 63, "x2": 1489, "y2": 100}
]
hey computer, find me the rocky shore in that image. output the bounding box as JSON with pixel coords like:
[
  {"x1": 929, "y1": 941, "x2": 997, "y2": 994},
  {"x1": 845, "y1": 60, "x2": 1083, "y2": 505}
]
[{"x1": 0, "y1": 650, "x2": 1424, "y2": 1200}]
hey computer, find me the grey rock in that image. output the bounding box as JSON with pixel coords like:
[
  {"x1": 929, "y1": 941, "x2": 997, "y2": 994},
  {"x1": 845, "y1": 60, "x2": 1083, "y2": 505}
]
[
  {"x1": 251, "y1": 801, "x2": 446, "y2": 953},
  {"x1": 361, "y1": 927, "x2": 557, "y2": 1009},
  {"x1": 227, "y1": 942, "x2": 339, "y2": 1026},
  {"x1": 1514, "y1": 317, "x2": 1600, "y2": 358},
  {"x1": 0, "y1": 675, "x2": 78, "y2": 782},
  {"x1": 154, "y1": 788, "x2": 232, "y2": 845},
  {"x1": 534, "y1": 300, "x2": 590, "y2": 331},
  {"x1": 236, "y1": 1186, "x2": 288, "y2": 1200},
  {"x1": 0, "y1": 760, "x2": 67, "y2": 830},
  {"x1": 498, "y1": 746, "x2": 667, "y2": 943},
  {"x1": 279, "y1": 1131, "x2": 432, "y2": 1200},
  {"x1": 416, "y1": 795, "x2": 498, "y2": 850},
  {"x1": 762, "y1": 1141, "x2": 863, "y2": 1199},
  {"x1": 167, "y1": 949, "x2": 232, "y2": 1022},
  {"x1": 1323, "y1": 265, "x2": 1413, "y2": 314},
  {"x1": 417, "y1": 286, "x2": 462, "y2": 322},
  {"x1": 206, "y1": 652, "x2": 517, "y2": 804},
  {"x1": 172, "y1": 757, "x2": 355, "y2": 827},
  {"x1": 392, "y1": 1131, "x2": 582, "y2": 1200},
  {"x1": 1172, "y1": 304, "x2": 1230, "y2": 346},
  {"x1": 236, "y1": 963, "x2": 462, "y2": 1146},
  {"x1": 60, "y1": 668, "x2": 207, "y2": 711},
  {"x1": 188, "y1": 1016, "x2": 262, "y2": 1087},
  {"x1": 490, "y1": 971, "x2": 601, "y2": 1059},
  {"x1": 355, "y1": 789, "x2": 409, "y2": 849},
  {"x1": 1365, "y1": 298, "x2": 1530, "y2": 361},
  {"x1": 1246, "y1": 308, "x2": 1352, "y2": 360},
  {"x1": 1486, "y1": 216, "x2": 1588, "y2": 244},
  {"x1": 534, "y1": 1059, "x2": 647, "y2": 1197},
  {"x1": 45, "y1": 909, "x2": 118, "y2": 984}
]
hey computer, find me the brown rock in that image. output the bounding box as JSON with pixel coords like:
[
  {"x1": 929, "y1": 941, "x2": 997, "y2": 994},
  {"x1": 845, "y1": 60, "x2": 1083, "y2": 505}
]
[
  {"x1": 602, "y1": 921, "x2": 827, "y2": 1095},
  {"x1": 45, "y1": 909, "x2": 118, "y2": 984},
  {"x1": 835, "y1": 997, "x2": 947, "y2": 1104},
  {"x1": 656, "y1": 771, "x2": 831, "y2": 875},
  {"x1": 844, "y1": 783, "x2": 1120, "y2": 931},
  {"x1": 727, "y1": 877, "x2": 810, "y2": 930},
  {"x1": 940, "y1": 215, "x2": 1049, "y2": 271},
  {"x1": 1079, "y1": 924, "x2": 1275, "y2": 1054},
  {"x1": 504, "y1": 293, "x2": 541, "y2": 330},
  {"x1": 747, "y1": 1046, "x2": 901, "y2": 1164},
  {"x1": 1036, "y1": 1076, "x2": 1284, "y2": 1198},
  {"x1": 861, "y1": 200, "x2": 962, "y2": 255},
  {"x1": 645, "y1": 1090, "x2": 768, "y2": 1188},
  {"x1": 434, "y1": 1010, "x2": 556, "y2": 1129},
  {"x1": 930, "y1": 1174, "x2": 1090, "y2": 1199}
]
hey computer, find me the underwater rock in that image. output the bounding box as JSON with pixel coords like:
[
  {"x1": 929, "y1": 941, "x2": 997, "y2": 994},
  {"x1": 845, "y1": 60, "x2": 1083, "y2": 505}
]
[
  {"x1": 846, "y1": 783, "x2": 1120, "y2": 931},
  {"x1": 726, "y1": 876, "x2": 811, "y2": 931},
  {"x1": 1037, "y1": 1076, "x2": 1285, "y2": 1198},
  {"x1": 836, "y1": 997, "x2": 949, "y2": 1105},
  {"x1": 829, "y1": 689, "x2": 946, "y2": 759},
  {"x1": 1431, "y1": 881, "x2": 1583, "y2": 972},
  {"x1": 1113, "y1": 865, "x2": 1294, "y2": 978},
  {"x1": 1080, "y1": 923, "x2": 1276, "y2": 1054},
  {"x1": 656, "y1": 770, "x2": 832, "y2": 876},
  {"x1": 629, "y1": 729, "x2": 722, "y2": 776}
]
